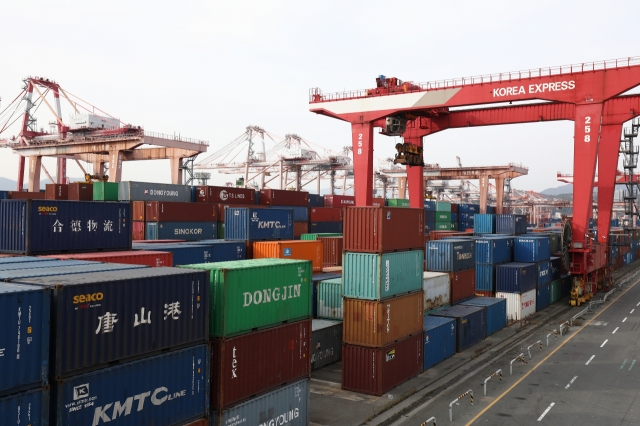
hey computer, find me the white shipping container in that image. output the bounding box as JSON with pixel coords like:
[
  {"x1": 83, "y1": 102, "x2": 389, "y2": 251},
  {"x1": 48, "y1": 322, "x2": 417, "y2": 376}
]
[
  {"x1": 496, "y1": 289, "x2": 536, "y2": 322},
  {"x1": 423, "y1": 271, "x2": 451, "y2": 311},
  {"x1": 68, "y1": 113, "x2": 119, "y2": 130}
]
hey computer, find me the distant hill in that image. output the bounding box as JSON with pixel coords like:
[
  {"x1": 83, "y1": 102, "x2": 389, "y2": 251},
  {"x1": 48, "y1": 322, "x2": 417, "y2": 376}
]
[
  {"x1": 540, "y1": 183, "x2": 573, "y2": 196},
  {"x1": 0, "y1": 177, "x2": 85, "y2": 191}
]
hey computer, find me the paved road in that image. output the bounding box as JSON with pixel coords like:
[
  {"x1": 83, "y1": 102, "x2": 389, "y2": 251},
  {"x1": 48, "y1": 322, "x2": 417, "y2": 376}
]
[{"x1": 388, "y1": 278, "x2": 640, "y2": 426}]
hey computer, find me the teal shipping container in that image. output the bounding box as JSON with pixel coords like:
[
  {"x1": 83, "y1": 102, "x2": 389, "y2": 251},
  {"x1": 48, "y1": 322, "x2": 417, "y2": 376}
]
[
  {"x1": 436, "y1": 202, "x2": 451, "y2": 212},
  {"x1": 343, "y1": 250, "x2": 424, "y2": 300},
  {"x1": 317, "y1": 278, "x2": 343, "y2": 319}
]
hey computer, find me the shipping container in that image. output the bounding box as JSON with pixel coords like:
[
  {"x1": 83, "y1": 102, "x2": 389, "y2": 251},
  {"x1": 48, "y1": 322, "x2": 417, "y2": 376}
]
[
  {"x1": 425, "y1": 211, "x2": 435, "y2": 223},
  {"x1": 312, "y1": 320, "x2": 342, "y2": 370},
  {"x1": 309, "y1": 207, "x2": 342, "y2": 222},
  {"x1": 270, "y1": 206, "x2": 309, "y2": 222},
  {"x1": 7, "y1": 191, "x2": 46, "y2": 200},
  {"x1": 195, "y1": 185, "x2": 255, "y2": 204},
  {"x1": 428, "y1": 231, "x2": 470, "y2": 241},
  {"x1": 180, "y1": 259, "x2": 311, "y2": 338},
  {"x1": 497, "y1": 289, "x2": 536, "y2": 321},
  {"x1": 422, "y1": 315, "x2": 456, "y2": 370},
  {"x1": 343, "y1": 292, "x2": 423, "y2": 347},
  {"x1": 312, "y1": 272, "x2": 342, "y2": 318},
  {"x1": 451, "y1": 212, "x2": 458, "y2": 222},
  {"x1": 343, "y1": 250, "x2": 423, "y2": 300},
  {"x1": 301, "y1": 232, "x2": 343, "y2": 241},
  {"x1": 372, "y1": 197, "x2": 385, "y2": 207},
  {"x1": 514, "y1": 236, "x2": 551, "y2": 262},
  {"x1": 145, "y1": 201, "x2": 218, "y2": 222},
  {"x1": 225, "y1": 207, "x2": 294, "y2": 241},
  {"x1": 0, "y1": 190, "x2": 8, "y2": 199},
  {"x1": 0, "y1": 387, "x2": 49, "y2": 426},
  {"x1": 496, "y1": 262, "x2": 537, "y2": 293},
  {"x1": 0, "y1": 284, "x2": 50, "y2": 396},
  {"x1": 318, "y1": 236, "x2": 343, "y2": 267},
  {"x1": 495, "y1": 214, "x2": 527, "y2": 235},
  {"x1": 260, "y1": 189, "x2": 308, "y2": 206},
  {"x1": 0, "y1": 255, "x2": 61, "y2": 264},
  {"x1": 432, "y1": 305, "x2": 485, "y2": 352},
  {"x1": 435, "y1": 211, "x2": 451, "y2": 222},
  {"x1": 45, "y1": 184, "x2": 68, "y2": 200},
  {"x1": 293, "y1": 221, "x2": 308, "y2": 239},
  {"x1": 343, "y1": 207, "x2": 424, "y2": 253},
  {"x1": 132, "y1": 220, "x2": 144, "y2": 240},
  {"x1": 92, "y1": 182, "x2": 118, "y2": 201},
  {"x1": 324, "y1": 195, "x2": 355, "y2": 207},
  {"x1": 475, "y1": 237, "x2": 512, "y2": 264},
  {"x1": 459, "y1": 212, "x2": 475, "y2": 221},
  {"x1": 68, "y1": 183, "x2": 93, "y2": 201},
  {"x1": 458, "y1": 203, "x2": 480, "y2": 214},
  {"x1": 0, "y1": 200, "x2": 132, "y2": 255},
  {"x1": 549, "y1": 256, "x2": 562, "y2": 281},
  {"x1": 526, "y1": 232, "x2": 560, "y2": 253},
  {"x1": 436, "y1": 202, "x2": 451, "y2": 212},
  {"x1": 474, "y1": 214, "x2": 496, "y2": 234},
  {"x1": 422, "y1": 271, "x2": 450, "y2": 311},
  {"x1": 210, "y1": 320, "x2": 310, "y2": 410},
  {"x1": 145, "y1": 221, "x2": 217, "y2": 241},
  {"x1": 185, "y1": 419, "x2": 208, "y2": 426},
  {"x1": 424, "y1": 200, "x2": 436, "y2": 211},
  {"x1": 536, "y1": 260, "x2": 551, "y2": 285},
  {"x1": 0, "y1": 259, "x2": 93, "y2": 271},
  {"x1": 132, "y1": 242, "x2": 241, "y2": 266},
  {"x1": 460, "y1": 297, "x2": 506, "y2": 336},
  {"x1": 448, "y1": 269, "x2": 476, "y2": 305},
  {"x1": 211, "y1": 379, "x2": 309, "y2": 426},
  {"x1": 14, "y1": 268, "x2": 208, "y2": 378},
  {"x1": 342, "y1": 333, "x2": 423, "y2": 396},
  {"x1": 475, "y1": 263, "x2": 498, "y2": 292},
  {"x1": 309, "y1": 221, "x2": 343, "y2": 234},
  {"x1": 308, "y1": 194, "x2": 324, "y2": 207},
  {"x1": 426, "y1": 240, "x2": 475, "y2": 272},
  {"x1": 317, "y1": 278, "x2": 343, "y2": 320},
  {"x1": 132, "y1": 201, "x2": 145, "y2": 221},
  {"x1": 536, "y1": 282, "x2": 550, "y2": 311},
  {"x1": 118, "y1": 181, "x2": 192, "y2": 202},
  {"x1": 216, "y1": 221, "x2": 225, "y2": 239},
  {"x1": 217, "y1": 203, "x2": 265, "y2": 222},
  {"x1": 549, "y1": 279, "x2": 562, "y2": 304},
  {"x1": 52, "y1": 345, "x2": 209, "y2": 426},
  {"x1": 0, "y1": 262, "x2": 147, "y2": 282},
  {"x1": 253, "y1": 240, "x2": 323, "y2": 272},
  {"x1": 43, "y1": 250, "x2": 172, "y2": 267},
  {"x1": 459, "y1": 221, "x2": 474, "y2": 231},
  {"x1": 387, "y1": 198, "x2": 410, "y2": 207}
]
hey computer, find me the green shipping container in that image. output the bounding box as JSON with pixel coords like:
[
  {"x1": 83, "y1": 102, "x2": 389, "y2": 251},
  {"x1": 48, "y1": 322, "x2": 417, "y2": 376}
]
[
  {"x1": 387, "y1": 199, "x2": 410, "y2": 207},
  {"x1": 435, "y1": 222, "x2": 453, "y2": 230},
  {"x1": 93, "y1": 182, "x2": 119, "y2": 201},
  {"x1": 549, "y1": 279, "x2": 562, "y2": 304},
  {"x1": 343, "y1": 250, "x2": 423, "y2": 300},
  {"x1": 317, "y1": 278, "x2": 343, "y2": 320},
  {"x1": 436, "y1": 201, "x2": 451, "y2": 212},
  {"x1": 217, "y1": 222, "x2": 225, "y2": 239},
  {"x1": 301, "y1": 233, "x2": 343, "y2": 241},
  {"x1": 181, "y1": 258, "x2": 312, "y2": 338},
  {"x1": 435, "y1": 212, "x2": 451, "y2": 222}
]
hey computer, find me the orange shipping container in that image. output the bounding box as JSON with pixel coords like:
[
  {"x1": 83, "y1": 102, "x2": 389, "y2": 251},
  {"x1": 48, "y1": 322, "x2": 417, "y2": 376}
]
[
  {"x1": 133, "y1": 201, "x2": 146, "y2": 221},
  {"x1": 343, "y1": 292, "x2": 424, "y2": 347},
  {"x1": 253, "y1": 240, "x2": 323, "y2": 272},
  {"x1": 318, "y1": 236, "x2": 343, "y2": 267},
  {"x1": 428, "y1": 231, "x2": 470, "y2": 241}
]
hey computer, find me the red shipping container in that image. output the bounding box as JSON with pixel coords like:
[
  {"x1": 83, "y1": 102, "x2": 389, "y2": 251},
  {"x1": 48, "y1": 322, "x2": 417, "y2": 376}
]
[
  {"x1": 68, "y1": 183, "x2": 93, "y2": 201},
  {"x1": 43, "y1": 250, "x2": 172, "y2": 267},
  {"x1": 310, "y1": 207, "x2": 343, "y2": 222},
  {"x1": 428, "y1": 231, "x2": 470, "y2": 241},
  {"x1": 318, "y1": 236, "x2": 343, "y2": 266},
  {"x1": 45, "y1": 184, "x2": 68, "y2": 200},
  {"x1": 372, "y1": 197, "x2": 385, "y2": 207},
  {"x1": 210, "y1": 319, "x2": 311, "y2": 410},
  {"x1": 196, "y1": 185, "x2": 255, "y2": 204},
  {"x1": 294, "y1": 221, "x2": 309, "y2": 238},
  {"x1": 450, "y1": 203, "x2": 459, "y2": 213},
  {"x1": 343, "y1": 207, "x2": 424, "y2": 253},
  {"x1": 449, "y1": 269, "x2": 476, "y2": 304},
  {"x1": 132, "y1": 221, "x2": 145, "y2": 240},
  {"x1": 324, "y1": 195, "x2": 355, "y2": 207},
  {"x1": 146, "y1": 201, "x2": 218, "y2": 222},
  {"x1": 342, "y1": 333, "x2": 423, "y2": 396},
  {"x1": 217, "y1": 204, "x2": 265, "y2": 221},
  {"x1": 260, "y1": 189, "x2": 308, "y2": 206},
  {"x1": 8, "y1": 191, "x2": 46, "y2": 200},
  {"x1": 133, "y1": 201, "x2": 146, "y2": 221}
]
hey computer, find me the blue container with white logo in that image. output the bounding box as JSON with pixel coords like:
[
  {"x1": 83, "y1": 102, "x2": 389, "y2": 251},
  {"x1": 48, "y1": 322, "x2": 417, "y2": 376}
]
[
  {"x1": 495, "y1": 214, "x2": 527, "y2": 235},
  {"x1": 133, "y1": 241, "x2": 246, "y2": 266},
  {"x1": 52, "y1": 345, "x2": 209, "y2": 426},
  {"x1": 226, "y1": 208, "x2": 293, "y2": 241},
  {"x1": 536, "y1": 260, "x2": 551, "y2": 285},
  {"x1": 422, "y1": 316, "x2": 456, "y2": 370},
  {"x1": 475, "y1": 263, "x2": 497, "y2": 292},
  {"x1": 425, "y1": 222, "x2": 436, "y2": 232},
  {"x1": 496, "y1": 262, "x2": 537, "y2": 293},
  {"x1": 309, "y1": 222, "x2": 342, "y2": 234},
  {"x1": 514, "y1": 236, "x2": 551, "y2": 262},
  {"x1": 0, "y1": 387, "x2": 49, "y2": 425},
  {"x1": 271, "y1": 206, "x2": 309, "y2": 222},
  {"x1": 145, "y1": 221, "x2": 217, "y2": 241},
  {"x1": 312, "y1": 273, "x2": 342, "y2": 318},
  {"x1": 458, "y1": 221, "x2": 474, "y2": 231},
  {"x1": 458, "y1": 203, "x2": 480, "y2": 214},
  {"x1": 424, "y1": 200, "x2": 436, "y2": 211},
  {"x1": 458, "y1": 212, "x2": 475, "y2": 222},
  {"x1": 536, "y1": 282, "x2": 550, "y2": 311},
  {"x1": 474, "y1": 214, "x2": 496, "y2": 234},
  {"x1": 426, "y1": 239, "x2": 475, "y2": 272},
  {"x1": 549, "y1": 256, "x2": 561, "y2": 281},
  {"x1": 460, "y1": 297, "x2": 506, "y2": 336},
  {"x1": 475, "y1": 237, "x2": 512, "y2": 264}
]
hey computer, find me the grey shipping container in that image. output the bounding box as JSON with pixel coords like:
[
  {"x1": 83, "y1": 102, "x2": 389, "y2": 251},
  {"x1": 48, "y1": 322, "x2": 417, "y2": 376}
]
[
  {"x1": 118, "y1": 181, "x2": 193, "y2": 202},
  {"x1": 0, "y1": 284, "x2": 50, "y2": 396},
  {"x1": 145, "y1": 221, "x2": 217, "y2": 241},
  {"x1": 14, "y1": 268, "x2": 209, "y2": 378},
  {"x1": 0, "y1": 262, "x2": 147, "y2": 282},
  {"x1": 0, "y1": 387, "x2": 49, "y2": 426},
  {"x1": 211, "y1": 379, "x2": 310, "y2": 426},
  {"x1": 52, "y1": 344, "x2": 209, "y2": 426},
  {"x1": 0, "y1": 259, "x2": 93, "y2": 271},
  {"x1": 0, "y1": 256, "x2": 49, "y2": 264},
  {"x1": 311, "y1": 319, "x2": 343, "y2": 370}
]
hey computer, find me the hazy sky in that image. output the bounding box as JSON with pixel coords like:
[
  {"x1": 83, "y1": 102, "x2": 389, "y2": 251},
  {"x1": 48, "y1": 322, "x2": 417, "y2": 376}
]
[{"x1": 0, "y1": 0, "x2": 638, "y2": 192}]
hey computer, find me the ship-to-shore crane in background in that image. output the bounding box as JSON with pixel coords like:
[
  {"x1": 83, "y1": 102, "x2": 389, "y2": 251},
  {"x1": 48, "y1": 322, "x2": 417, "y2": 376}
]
[{"x1": 0, "y1": 77, "x2": 208, "y2": 191}]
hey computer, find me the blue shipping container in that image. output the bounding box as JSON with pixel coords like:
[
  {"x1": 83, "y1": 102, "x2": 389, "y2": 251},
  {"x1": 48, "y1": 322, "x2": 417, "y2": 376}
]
[
  {"x1": 0, "y1": 284, "x2": 50, "y2": 396},
  {"x1": 145, "y1": 221, "x2": 217, "y2": 241},
  {"x1": 0, "y1": 190, "x2": 9, "y2": 199},
  {"x1": 475, "y1": 237, "x2": 512, "y2": 264},
  {"x1": 475, "y1": 263, "x2": 497, "y2": 292},
  {"x1": 0, "y1": 200, "x2": 132, "y2": 255},
  {"x1": 473, "y1": 214, "x2": 496, "y2": 234},
  {"x1": 536, "y1": 282, "x2": 551, "y2": 311},
  {"x1": 495, "y1": 214, "x2": 527, "y2": 235},
  {"x1": 309, "y1": 221, "x2": 343, "y2": 234},
  {"x1": 226, "y1": 208, "x2": 294, "y2": 241},
  {"x1": 424, "y1": 200, "x2": 436, "y2": 211},
  {"x1": 308, "y1": 194, "x2": 324, "y2": 207},
  {"x1": 460, "y1": 297, "x2": 506, "y2": 336},
  {"x1": 425, "y1": 222, "x2": 436, "y2": 232},
  {"x1": 459, "y1": 212, "x2": 475, "y2": 222},
  {"x1": 133, "y1": 243, "x2": 230, "y2": 266},
  {"x1": 496, "y1": 262, "x2": 537, "y2": 294},
  {"x1": 422, "y1": 315, "x2": 456, "y2": 370},
  {"x1": 536, "y1": 260, "x2": 551, "y2": 285},
  {"x1": 53, "y1": 344, "x2": 209, "y2": 426},
  {"x1": 0, "y1": 262, "x2": 147, "y2": 282},
  {"x1": 432, "y1": 305, "x2": 485, "y2": 352},
  {"x1": 458, "y1": 203, "x2": 480, "y2": 214},
  {"x1": 312, "y1": 273, "x2": 342, "y2": 318},
  {"x1": 271, "y1": 205, "x2": 309, "y2": 222},
  {"x1": 0, "y1": 387, "x2": 49, "y2": 426},
  {"x1": 14, "y1": 268, "x2": 209, "y2": 379},
  {"x1": 450, "y1": 212, "x2": 458, "y2": 222},
  {"x1": 514, "y1": 236, "x2": 551, "y2": 262},
  {"x1": 426, "y1": 239, "x2": 475, "y2": 272},
  {"x1": 425, "y1": 211, "x2": 436, "y2": 223},
  {"x1": 458, "y1": 221, "x2": 474, "y2": 231}
]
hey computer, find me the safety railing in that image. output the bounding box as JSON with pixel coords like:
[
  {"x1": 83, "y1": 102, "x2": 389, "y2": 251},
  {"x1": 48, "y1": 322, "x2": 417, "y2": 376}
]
[
  {"x1": 419, "y1": 417, "x2": 436, "y2": 426},
  {"x1": 483, "y1": 369, "x2": 502, "y2": 396},
  {"x1": 449, "y1": 390, "x2": 473, "y2": 421},
  {"x1": 144, "y1": 131, "x2": 209, "y2": 146},
  {"x1": 527, "y1": 340, "x2": 543, "y2": 359}
]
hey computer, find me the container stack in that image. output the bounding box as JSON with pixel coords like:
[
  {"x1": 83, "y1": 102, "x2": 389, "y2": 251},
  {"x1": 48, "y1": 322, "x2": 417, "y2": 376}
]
[
  {"x1": 308, "y1": 194, "x2": 347, "y2": 234},
  {"x1": 131, "y1": 239, "x2": 246, "y2": 266},
  {"x1": 458, "y1": 203, "x2": 479, "y2": 232},
  {"x1": 196, "y1": 185, "x2": 256, "y2": 239},
  {"x1": 475, "y1": 236, "x2": 513, "y2": 297},
  {"x1": 495, "y1": 214, "x2": 528, "y2": 235},
  {"x1": 341, "y1": 206, "x2": 425, "y2": 396},
  {"x1": 260, "y1": 188, "x2": 309, "y2": 239},
  {"x1": 144, "y1": 200, "x2": 218, "y2": 241},
  {"x1": 426, "y1": 239, "x2": 476, "y2": 305},
  {"x1": 474, "y1": 213, "x2": 497, "y2": 234},
  {"x1": 513, "y1": 236, "x2": 552, "y2": 313},
  {"x1": 496, "y1": 262, "x2": 538, "y2": 322},
  {"x1": 387, "y1": 198, "x2": 410, "y2": 207}
]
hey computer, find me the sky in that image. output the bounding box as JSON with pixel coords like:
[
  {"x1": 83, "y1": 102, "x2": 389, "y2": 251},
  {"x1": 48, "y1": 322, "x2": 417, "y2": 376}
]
[{"x1": 0, "y1": 0, "x2": 638, "y2": 193}]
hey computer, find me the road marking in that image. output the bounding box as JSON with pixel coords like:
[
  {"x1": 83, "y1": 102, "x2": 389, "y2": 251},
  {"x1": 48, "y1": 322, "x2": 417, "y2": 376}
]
[
  {"x1": 537, "y1": 402, "x2": 555, "y2": 421},
  {"x1": 613, "y1": 327, "x2": 619, "y2": 334},
  {"x1": 637, "y1": 302, "x2": 640, "y2": 306},
  {"x1": 631, "y1": 309, "x2": 635, "y2": 314},
  {"x1": 601, "y1": 339, "x2": 608, "y2": 347},
  {"x1": 623, "y1": 317, "x2": 628, "y2": 322},
  {"x1": 630, "y1": 360, "x2": 636, "y2": 371},
  {"x1": 466, "y1": 277, "x2": 640, "y2": 426},
  {"x1": 621, "y1": 359, "x2": 628, "y2": 369},
  {"x1": 586, "y1": 355, "x2": 595, "y2": 365},
  {"x1": 564, "y1": 376, "x2": 578, "y2": 389}
]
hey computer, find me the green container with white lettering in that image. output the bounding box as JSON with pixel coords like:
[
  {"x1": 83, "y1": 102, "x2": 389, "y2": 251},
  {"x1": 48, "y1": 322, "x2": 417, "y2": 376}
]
[
  {"x1": 435, "y1": 222, "x2": 453, "y2": 230},
  {"x1": 317, "y1": 278, "x2": 343, "y2": 320},
  {"x1": 181, "y1": 258, "x2": 312, "y2": 338},
  {"x1": 387, "y1": 199, "x2": 410, "y2": 207},
  {"x1": 300, "y1": 233, "x2": 342, "y2": 241},
  {"x1": 435, "y1": 212, "x2": 451, "y2": 222},
  {"x1": 343, "y1": 250, "x2": 423, "y2": 300}
]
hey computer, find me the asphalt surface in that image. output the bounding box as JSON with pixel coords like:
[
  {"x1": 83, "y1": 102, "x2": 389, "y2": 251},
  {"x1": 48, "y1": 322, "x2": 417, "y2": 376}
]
[{"x1": 384, "y1": 276, "x2": 640, "y2": 426}]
